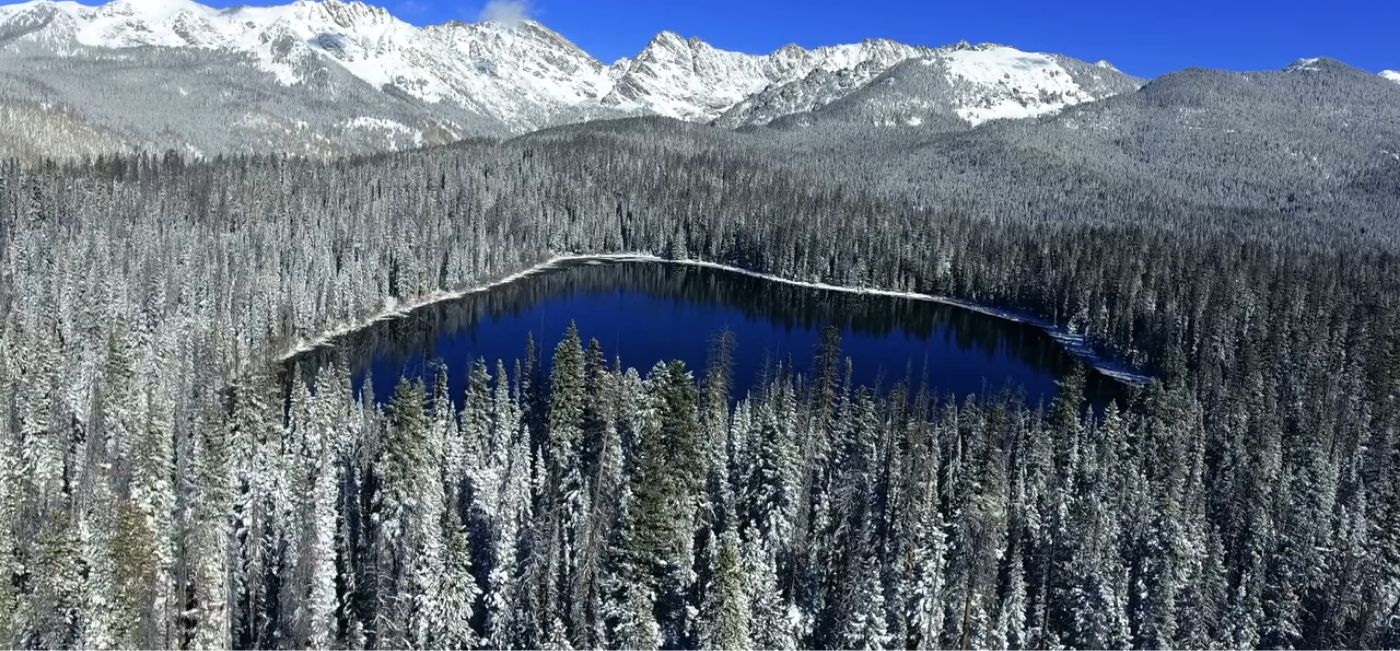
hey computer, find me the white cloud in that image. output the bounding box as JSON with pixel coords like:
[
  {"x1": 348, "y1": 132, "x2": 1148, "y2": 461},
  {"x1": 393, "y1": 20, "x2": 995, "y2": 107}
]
[{"x1": 478, "y1": 0, "x2": 532, "y2": 27}]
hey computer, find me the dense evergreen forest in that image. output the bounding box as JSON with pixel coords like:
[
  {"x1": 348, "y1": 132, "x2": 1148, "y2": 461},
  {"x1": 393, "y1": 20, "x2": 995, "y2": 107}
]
[{"x1": 1, "y1": 115, "x2": 1399, "y2": 649}]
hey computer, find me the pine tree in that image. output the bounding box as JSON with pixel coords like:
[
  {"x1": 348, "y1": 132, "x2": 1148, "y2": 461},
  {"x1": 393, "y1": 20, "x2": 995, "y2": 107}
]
[
  {"x1": 545, "y1": 323, "x2": 590, "y2": 642},
  {"x1": 433, "y1": 507, "x2": 480, "y2": 648},
  {"x1": 999, "y1": 549, "x2": 1029, "y2": 650},
  {"x1": 460, "y1": 358, "x2": 493, "y2": 482},
  {"x1": 376, "y1": 378, "x2": 439, "y2": 649},
  {"x1": 697, "y1": 530, "x2": 751, "y2": 650},
  {"x1": 186, "y1": 407, "x2": 235, "y2": 650},
  {"x1": 303, "y1": 390, "x2": 339, "y2": 649},
  {"x1": 838, "y1": 543, "x2": 891, "y2": 650},
  {"x1": 110, "y1": 380, "x2": 177, "y2": 649},
  {"x1": 747, "y1": 542, "x2": 796, "y2": 651},
  {"x1": 31, "y1": 507, "x2": 83, "y2": 649},
  {"x1": 0, "y1": 334, "x2": 22, "y2": 647},
  {"x1": 435, "y1": 363, "x2": 469, "y2": 498},
  {"x1": 613, "y1": 581, "x2": 661, "y2": 651},
  {"x1": 627, "y1": 361, "x2": 703, "y2": 644},
  {"x1": 485, "y1": 380, "x2": 534, "y2": 650},
  {"x1": 227, "y1": 373, "x2": 277, "y2": 649},
  {"x1": 604, "y1": 484, "x2": 660, "y2": 651},
  {"x1": 744, "y1": 393, "x2": 797, "y2": 548},
  {"x1": 907, "y1": 497, "x2": 947, "y2": 649},
  {"x1": 575, "y1": 338, "x2": 619, "y2": 649},
  {"x1": 78, "y1": 474, "x2": 118, "y2": 650}
]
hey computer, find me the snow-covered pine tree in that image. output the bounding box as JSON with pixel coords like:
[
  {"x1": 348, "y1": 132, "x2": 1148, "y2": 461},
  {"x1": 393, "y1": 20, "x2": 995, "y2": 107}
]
[
  {"x1": 0, "y1": 332, "x2": 21, "y2": 647},
  {"x1": 545, "y1": 323, "x2": 590, "y2": 643},
  {"x1": 697, "y1": 530, "x2": 751, "y2": 650},
  {"x1": 77, "y1": 466, "x2": 118, "y2": 650},
  {"x1": 432, "y1": 506, "x2": 480, "y2": 648},
  {"x1": 746, "y1": 540, "x2": 796, "y2": 651},
  {"x1": 836, "y1": 538, "x2": 891, "y2": 650},
  {"x1": 375, "y1": 378, "x2": 439, "y2": 648},
  {"x1": 302, "y1": 379, "x2": 340, "y2": 649},
  {"x1": 907, "y1": 487, "x2": 947, "y2": 649},
  {"x1": 573, "y1": 338, "x2": 619, "y2": 649},
  {"x1": 31, "y1": 504, "x2": 83, "y2": 648},
  {"x1": 743, "y1": 391, "x2": 798, "y2": 550},
  {"x1": 184, "y1": 406, "x2": 235, "y2": 650}
]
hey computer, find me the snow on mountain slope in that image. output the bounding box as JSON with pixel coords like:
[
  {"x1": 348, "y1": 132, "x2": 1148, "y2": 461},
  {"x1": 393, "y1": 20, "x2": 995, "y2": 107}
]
[
  {"x1": 603, "y1": 33, "x2": 932, "y2": 121},
  {"x1": 1383, "y1": 70, "x2": 1400, "y2": 84},
  {"x1": 0, "y1": 0, "x2": 1143, "y2": 153},
  {"x1": 762, "y1": 44, "x2": 1143, "y2": 131},
  {"x1": 0, "y1": 0, "x2": 618, "y2": 129},
  {"x1": 716, "y1": 57, "x2": 904, "y2": 128},
  {"x1": 602, "y1": 31, "x2": 774, "y2": 121},
  {"x1": 941, "y1": 47, "x2": 1115, "y2": 124}
]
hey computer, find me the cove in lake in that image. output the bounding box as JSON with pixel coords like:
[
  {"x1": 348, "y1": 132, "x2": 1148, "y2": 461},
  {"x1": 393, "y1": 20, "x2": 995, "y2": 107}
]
[{"x1": 292, "y1": 259, "x2": 1128, "y2": 408}]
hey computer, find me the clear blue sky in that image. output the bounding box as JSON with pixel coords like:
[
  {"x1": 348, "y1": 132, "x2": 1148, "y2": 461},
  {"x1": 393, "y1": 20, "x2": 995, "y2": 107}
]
[{"x1": 215, "y1": 0, "x2": 1397, "y2": 78}]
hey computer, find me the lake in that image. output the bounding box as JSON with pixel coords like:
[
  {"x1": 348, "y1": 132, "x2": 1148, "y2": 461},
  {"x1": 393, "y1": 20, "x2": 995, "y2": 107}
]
[{"x1": 291, "y1": 258, "x2": 1128, "y2": 407}]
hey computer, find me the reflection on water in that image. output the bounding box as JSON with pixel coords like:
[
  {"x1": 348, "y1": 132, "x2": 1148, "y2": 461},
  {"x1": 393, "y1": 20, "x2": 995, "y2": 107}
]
[{"x1": 291, "y1": 260, "x2": 1125, "y2": 408}]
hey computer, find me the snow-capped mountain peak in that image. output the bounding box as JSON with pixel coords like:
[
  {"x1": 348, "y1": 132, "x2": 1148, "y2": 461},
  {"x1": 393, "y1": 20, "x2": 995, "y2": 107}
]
[
  {"x1": 718, "y1": 42, "x2": 1142, "y2": 129},
  {"x1": 601, "y1": 29, "x2": 778, "y2": 120},
  {"x1": 0, "y1": 0, "x2": 1143, "y2": 153}
]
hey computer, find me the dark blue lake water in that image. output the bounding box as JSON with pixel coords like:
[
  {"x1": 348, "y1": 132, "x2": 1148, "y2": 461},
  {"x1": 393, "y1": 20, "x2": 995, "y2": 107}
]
[{"x1": 293, "y1": 259, "x2": 1124, "y2": 407}]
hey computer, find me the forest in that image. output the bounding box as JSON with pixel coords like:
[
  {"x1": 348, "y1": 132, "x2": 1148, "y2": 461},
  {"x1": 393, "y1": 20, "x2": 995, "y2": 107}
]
[{"x1": 1, "y1": 113, "x2": 1399, "y2": 649}]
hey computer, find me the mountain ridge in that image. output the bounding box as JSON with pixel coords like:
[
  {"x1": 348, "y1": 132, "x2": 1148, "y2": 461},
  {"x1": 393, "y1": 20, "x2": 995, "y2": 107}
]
[{"x1": 4, "y1": 0, "x2": 1388, "y2": 161}]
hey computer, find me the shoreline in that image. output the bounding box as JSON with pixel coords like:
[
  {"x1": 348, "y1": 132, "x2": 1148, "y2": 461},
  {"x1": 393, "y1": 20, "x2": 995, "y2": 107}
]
[{"x1": 279, "y1": 252, "x2": 1151, "y2": 386}]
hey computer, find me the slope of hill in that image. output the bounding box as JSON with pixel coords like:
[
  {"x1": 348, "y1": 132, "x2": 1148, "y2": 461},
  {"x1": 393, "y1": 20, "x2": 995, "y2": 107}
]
[
  {"x1": 864, "y1": 57, "x2": 1400, "y2": 240},
  {"x1": 525, "y1": 58, "x2": 1400, "y2": 246}
]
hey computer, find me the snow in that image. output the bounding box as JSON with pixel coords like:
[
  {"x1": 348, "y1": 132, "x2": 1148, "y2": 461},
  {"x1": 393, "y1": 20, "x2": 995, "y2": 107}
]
[
  {"x1": 601, "y1": 30, "x2": 775, "y2": 120},
  {"x1": 1287, "y1": 57, "x2": 1323, "y2": 72},
  {"x1": 71, "y1": 0, "x2": 227, "y2": 48},
  {"x1": 940, "y1": 46, "x2": 1092, "y2": 125},
  {"x1": 280, "y1": 252, "x2": 1151, "y2": 386},
  {"x1": 601, "y1": 30, "x2": 931, "y2": 121},
  {"x1": 2, "y1": 0, "x2": 610, "y2": 122},
  {"x1": 1382, "y1": 70, "x2": 1400, "y2": 84},
  {"x1": 342, "y1": 116, "x2": 422, "y2": 147},
  {"x1": 0, "y1": 0, "x2": 1135, "y2": 132}
]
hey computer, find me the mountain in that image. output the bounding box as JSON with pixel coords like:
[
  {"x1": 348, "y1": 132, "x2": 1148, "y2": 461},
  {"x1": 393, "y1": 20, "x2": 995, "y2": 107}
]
[
  {"x1": 751, "y1": 44, "x2": 1142, "y2": 131},
  {"x1": 555, "y1": 57, "x2": 1400, "y2": 243},
  {"x1": 1383, "y1": 70, "x2": 1400, "y2": 83},
  {"x1": 0, "y1": 0, "x2": 615, "y2": 133},
  {"x1": 856, "y1": 57, "x2": 1400, "y2": 233},
  {"x1": 613, "y1": 33, "x2": 935, "y2": 122},
  {"x1": 0, "y1": 0, "x2": 1141, "y2": 157}
]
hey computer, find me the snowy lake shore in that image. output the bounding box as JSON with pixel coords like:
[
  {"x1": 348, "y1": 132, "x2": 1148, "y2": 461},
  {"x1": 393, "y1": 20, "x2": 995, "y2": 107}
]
[{"x1": 280, "y1": 251, "x2": 1151, "y2": 386}]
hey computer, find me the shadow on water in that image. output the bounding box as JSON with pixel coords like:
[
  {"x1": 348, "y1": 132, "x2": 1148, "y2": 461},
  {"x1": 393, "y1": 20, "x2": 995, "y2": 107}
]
[{"x1": 289, "y1": 259, "x2": 1129, "y2": 409}]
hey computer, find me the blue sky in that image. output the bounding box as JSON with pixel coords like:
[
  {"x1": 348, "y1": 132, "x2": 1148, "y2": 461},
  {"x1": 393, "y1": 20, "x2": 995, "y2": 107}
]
[{"x1": 214, "y1": 0, "x2": 1397, "y2": 78}]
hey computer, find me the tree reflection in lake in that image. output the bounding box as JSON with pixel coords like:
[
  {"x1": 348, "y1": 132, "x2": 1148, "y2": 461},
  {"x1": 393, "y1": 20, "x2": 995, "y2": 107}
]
[{"x1": 291, "y1": 259, "x2": 1127, "y2": 408}]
